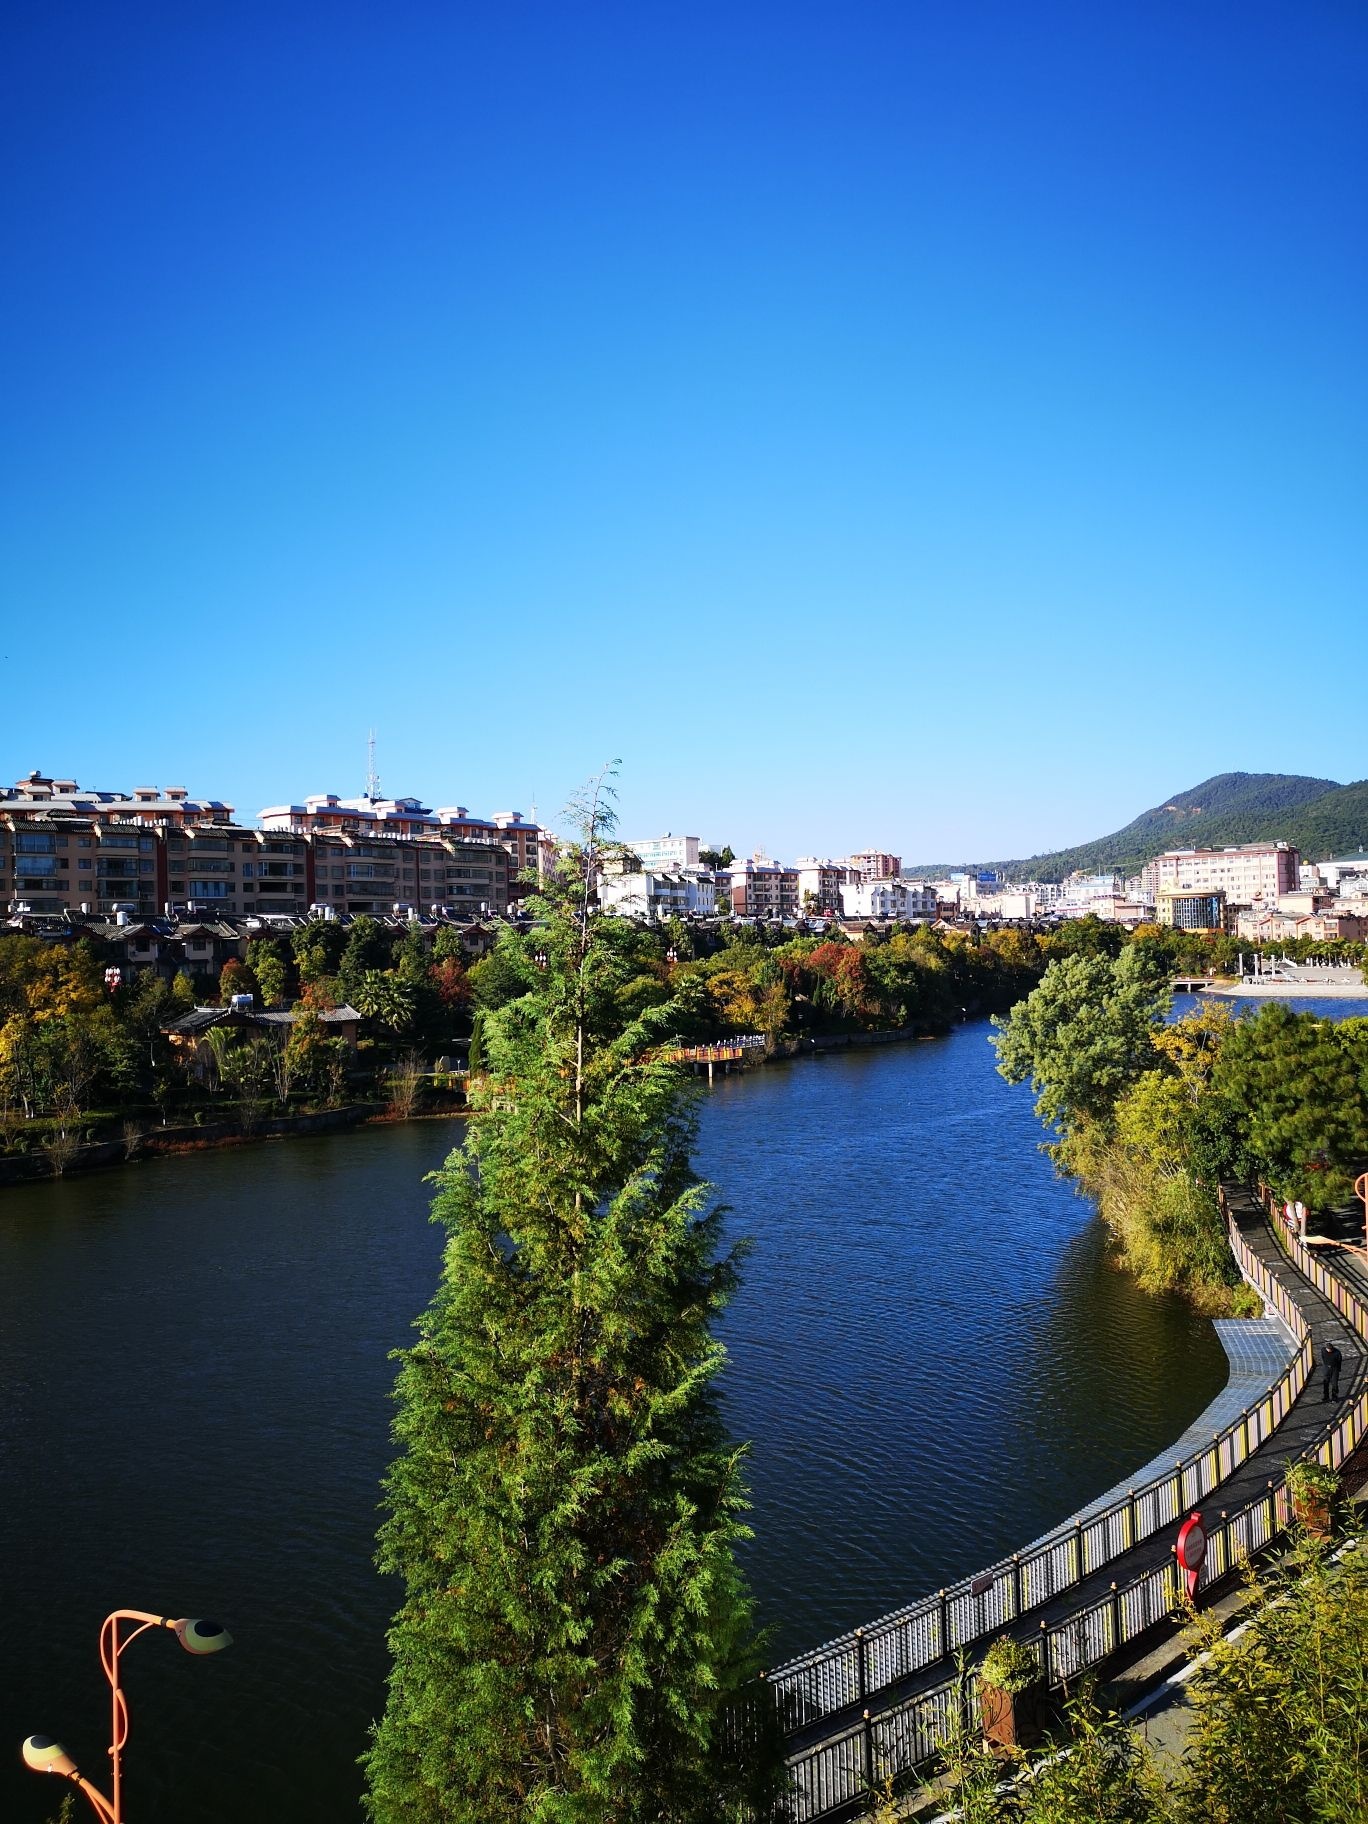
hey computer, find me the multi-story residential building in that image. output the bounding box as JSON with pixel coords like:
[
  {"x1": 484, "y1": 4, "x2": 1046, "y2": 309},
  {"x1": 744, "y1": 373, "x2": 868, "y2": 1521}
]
[
  {"x1": 1143, "y1": 843, "x2": 1299, "y2": 909},
  {"x1": 167, "y1": 826, "x2": 311, "y2": 918},
  {"x1": 2, "y1": 816, "x2": 163, "y2": 918},
  {"x1": 620, "y1": 834, "x2": 701, "y2": 871},
  {"x1": 839, "y1": 879, "x2": 938, "y2": 921},
  {"x1": 3, "y1": 772, "x2": 521, "y2": 921},
  {"x1": 304, "y1": 831, "x2": 507, "y2": 918},
  {"x1": 793, "y1": 858, "x2": 851, "y2": 916},
  {"x1": 260, "y1": 792, "x2": 540, "y2": 897},
  {"x1": 844, "y1": 850, "x2": 903, "y2": 881},
  {"x1": 0, "y1": 771, "x2": 234, "y2": 829},
  {"x1": 598, "y1": 870, "x2": 716, "y2": 920},
  {"x1": 723, "y1": 856, "x2": 799, "y2": 919},
  {"x1": 1237, "y1": 907, "x2": 1368, "y2": 944}
]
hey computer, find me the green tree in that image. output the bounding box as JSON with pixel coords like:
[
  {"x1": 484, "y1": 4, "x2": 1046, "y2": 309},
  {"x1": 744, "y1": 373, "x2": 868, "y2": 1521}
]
[
  {"x1": 1210, "y1": 1004, "x2": 1368, "y2": 1209},
  {"x1": 363, "y1": 771, "x2": 770, "y2": 1824},
  {"x1": 992, "y1": 946, "x2": 1169, "y2": 1132},
  {"x1": 353, "y1": 971, "x2": 420, "y2": 1038},
  {"x1": 247, "y1": 936, "x2": 291, "y2": 1008},
  {"x1": 340, "y1": 916, "x2": 393, "y2": 999},
  {"x1": 218, "y1": 956, "x2": 259, "y2": 1006}
]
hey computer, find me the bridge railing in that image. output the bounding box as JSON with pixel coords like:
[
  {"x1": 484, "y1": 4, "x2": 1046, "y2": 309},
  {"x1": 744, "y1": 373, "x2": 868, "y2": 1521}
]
[
  {"x1": 762, "y1": 1197, "x2": 1311, "y2": 1737},
  {"x1": 774, "y1": 1195, "x2": 1368, "y2": 1822}
]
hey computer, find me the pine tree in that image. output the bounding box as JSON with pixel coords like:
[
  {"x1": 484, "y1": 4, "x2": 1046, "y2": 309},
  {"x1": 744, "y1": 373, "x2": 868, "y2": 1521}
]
[{"x1": 363, "y1": 770, "x2": 772, "y2": 1824}]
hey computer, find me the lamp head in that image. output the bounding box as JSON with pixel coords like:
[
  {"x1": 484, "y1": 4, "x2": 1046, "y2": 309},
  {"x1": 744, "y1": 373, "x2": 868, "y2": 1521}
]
[
  {"x1": 22, "y1": 1736, "x2": 78, "y2": 1778},
  {"x1": 171, "y1": 1617, "x2": 232, "y2": 1656}
]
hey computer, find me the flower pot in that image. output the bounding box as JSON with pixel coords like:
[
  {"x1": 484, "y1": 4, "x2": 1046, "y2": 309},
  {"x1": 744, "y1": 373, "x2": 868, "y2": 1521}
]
[
  {"x1": 980, "y1": 1678, "x2": 1045, "y2": 1752},
  {"x1": 1292, "y1": 1491, "x2": 1332, "y2": 1539}
]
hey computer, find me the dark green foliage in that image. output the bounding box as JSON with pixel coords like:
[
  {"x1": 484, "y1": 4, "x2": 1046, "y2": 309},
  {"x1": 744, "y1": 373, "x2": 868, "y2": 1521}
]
[
  {"x1": 363, "y1": 776, "x2": 772, "y2": 1824},
  {"x1": 992, "y1": 947, "x2": 1170, "y2": 1132},
  {"x1": 1210, "y1": 1003, "x2": 1368, "y2": 1208}
]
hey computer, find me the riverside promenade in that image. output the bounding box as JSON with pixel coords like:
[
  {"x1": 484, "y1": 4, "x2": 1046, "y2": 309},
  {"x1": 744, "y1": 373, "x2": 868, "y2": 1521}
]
[{"x1": 770, "y1": 1186, "x2": 1367, "y2": 1821}]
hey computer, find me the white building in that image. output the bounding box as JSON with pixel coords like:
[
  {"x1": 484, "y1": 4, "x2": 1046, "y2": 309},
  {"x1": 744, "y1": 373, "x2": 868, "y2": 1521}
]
[
  {"x1": 598, "y1": 869, "x2": 716, "y2": 920},
  {"x1": 793, "y1": 857, "x2": 851, "y2": 916},
  {"x1": 840, "y1": 879, "x2": 938, "y2": 921},
  {"x1": 621, "y1": 834, "x2": 700, "y2": 870}
]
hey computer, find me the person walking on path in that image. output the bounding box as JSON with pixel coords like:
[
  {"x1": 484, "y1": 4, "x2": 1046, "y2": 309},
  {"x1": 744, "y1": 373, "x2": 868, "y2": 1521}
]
[{"x1": 1322, "y1": 1342, "x2": 1343, "y2": 1403}]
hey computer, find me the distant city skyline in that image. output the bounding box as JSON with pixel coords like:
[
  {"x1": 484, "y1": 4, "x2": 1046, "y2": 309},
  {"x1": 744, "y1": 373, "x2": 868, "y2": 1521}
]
[
  {"x1": 5, "y1": 752, "x2": 1357, "y2": 875},
  {"x1": 3, "y1": 5, "x2": 1364, "y2": 863}
]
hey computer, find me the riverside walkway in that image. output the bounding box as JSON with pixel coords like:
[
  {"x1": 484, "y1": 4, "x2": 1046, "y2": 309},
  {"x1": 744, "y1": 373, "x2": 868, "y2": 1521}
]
[{"x1": 767, "y1": 1186, "x2": 1368, "y2": 1821}]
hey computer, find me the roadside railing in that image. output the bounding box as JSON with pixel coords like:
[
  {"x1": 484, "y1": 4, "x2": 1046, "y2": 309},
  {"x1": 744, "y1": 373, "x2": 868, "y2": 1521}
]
[
  {"x1": 786, "y1": 1470, "x2": 1300, "y2": 1823},
  {"x1": 761, "y1": 1197, "x2": 1311, "y2": 1740},
  {"x1": 754, "y1": 1188, "x2": 1368, "y2": 1821}
]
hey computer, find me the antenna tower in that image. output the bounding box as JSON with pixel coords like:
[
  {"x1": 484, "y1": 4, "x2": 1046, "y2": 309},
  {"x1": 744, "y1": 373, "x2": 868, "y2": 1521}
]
[{"x1": 366, "y1": 729, "x2": 380, "y2": 802}]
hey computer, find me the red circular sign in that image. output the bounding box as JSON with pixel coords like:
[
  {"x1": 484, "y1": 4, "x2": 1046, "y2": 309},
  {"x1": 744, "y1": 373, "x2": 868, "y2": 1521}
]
[{"x1": 1176, "y1": 1514, "x2": 1207, "y2": 1571}]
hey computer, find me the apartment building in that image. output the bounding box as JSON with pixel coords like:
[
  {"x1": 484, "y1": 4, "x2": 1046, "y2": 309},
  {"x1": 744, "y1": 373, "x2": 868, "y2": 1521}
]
[
  {"x1": 260, "y1": 792, "x2": 539, "y2": 896},
  {"x1": 0, "y1": 771, "x2": 234, "y2": 828},
  {"x1": 844, "y1": 850, "x2": 902, "y2": 881},
  {"x1": 598, "y1": 870, "x2": 716, "y2": 919},
  {"x1": 306, "y1": 832, "x2": 507, "y2": 917},
  {"x1": 840, "y1": 879, "x2": 938, "y2": 921},
  {"x1": 723, "y1": 856, "x2": 799, "y2": 919},
  {"x1": 621, "y1": 834, "x2": 701, "y2": 871},
  {"x1": 1143, "y1": 843, "x2": 1300, "y2": 909},
  {"x1": 1, "y1": 816, "x2": 164, "y2": 918},
  {"x1": 793, "y1": 858, "x2": 851, "y2": 916}
]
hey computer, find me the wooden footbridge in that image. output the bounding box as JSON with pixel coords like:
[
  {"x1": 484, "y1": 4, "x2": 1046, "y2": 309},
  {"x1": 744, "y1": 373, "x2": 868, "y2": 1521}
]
[{"x1": 743, "y1": 1187, "x2": 1368, "y2": 1820}]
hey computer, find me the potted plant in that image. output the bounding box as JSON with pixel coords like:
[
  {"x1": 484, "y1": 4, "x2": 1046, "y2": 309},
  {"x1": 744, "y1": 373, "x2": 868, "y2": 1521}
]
[
  {"x1": 977, "y1": 1633, "x2": 1046, "y2": 1752},
  {"x1": 1285, "y1": 1459, "x2": 1338, "y2": 1539}
]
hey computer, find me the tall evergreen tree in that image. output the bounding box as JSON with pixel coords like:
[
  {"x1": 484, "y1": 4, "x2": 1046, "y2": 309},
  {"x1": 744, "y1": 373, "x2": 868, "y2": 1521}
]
[{"x1": 364, "y1": 771, "x2": 771, "y2": 1824}]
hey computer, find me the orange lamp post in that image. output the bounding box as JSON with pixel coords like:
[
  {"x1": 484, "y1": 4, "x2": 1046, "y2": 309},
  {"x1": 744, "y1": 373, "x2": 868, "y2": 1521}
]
[{"x1": 22, "y1": 1610, "x2": 231, "y2": 1823}]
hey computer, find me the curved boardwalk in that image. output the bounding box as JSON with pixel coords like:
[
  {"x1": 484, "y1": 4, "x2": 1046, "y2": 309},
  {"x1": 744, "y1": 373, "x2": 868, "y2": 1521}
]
[{"x1": 770, "y1": 1186, "x2": 1368, "y2": 1820}]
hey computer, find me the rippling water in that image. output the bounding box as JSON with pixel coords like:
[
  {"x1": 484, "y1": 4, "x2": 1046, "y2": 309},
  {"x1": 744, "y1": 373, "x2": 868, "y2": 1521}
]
[{"x1": 0, "y1": 1027, "x2": 1227, "y2": 1822}]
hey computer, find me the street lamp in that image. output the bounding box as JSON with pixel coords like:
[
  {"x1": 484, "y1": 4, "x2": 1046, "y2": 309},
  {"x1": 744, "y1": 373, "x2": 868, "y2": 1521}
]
[{"x1": 22, "y1": 1608, "x2": 231, "y2": 1823}]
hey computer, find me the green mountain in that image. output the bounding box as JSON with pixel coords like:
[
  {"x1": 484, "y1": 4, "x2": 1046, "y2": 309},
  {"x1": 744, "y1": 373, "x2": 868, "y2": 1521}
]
[{"x1": 910, "y1": 772, "x2": 1368, "y2": 882}]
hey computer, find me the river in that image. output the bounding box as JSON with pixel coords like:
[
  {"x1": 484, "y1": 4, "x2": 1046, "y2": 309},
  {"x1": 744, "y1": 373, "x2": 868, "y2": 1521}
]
[{"x1": 0, "y1": 1022, "x2": 1232, "y2": 1823}]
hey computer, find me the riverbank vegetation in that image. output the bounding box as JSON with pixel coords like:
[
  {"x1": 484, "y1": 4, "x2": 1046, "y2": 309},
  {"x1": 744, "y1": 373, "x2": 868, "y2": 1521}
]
[
  {"x1": 993, "y1": 952, "x2": 1368, "y2": 1311},
  {"x1": 0, "y1": 911, "x2": 1052, "y2": 1167},
  {"x1": 1, "y1": 901, "x2": 1361, "y2": 1174},
  {"x1": 363, "y1": 777, "x2": 777, "y2": 1824}
]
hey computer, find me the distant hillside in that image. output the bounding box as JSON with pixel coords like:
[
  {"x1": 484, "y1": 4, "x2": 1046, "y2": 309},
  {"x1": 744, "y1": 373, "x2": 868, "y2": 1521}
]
[{"x1": 909, "y1": 772, "x2": 1368, "y2": 882}]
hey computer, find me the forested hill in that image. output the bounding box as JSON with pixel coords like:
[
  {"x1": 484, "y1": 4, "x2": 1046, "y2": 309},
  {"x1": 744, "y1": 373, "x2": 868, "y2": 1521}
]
[{"x1": 909, "y1": 772, "x2": 1368, "y2": 882}]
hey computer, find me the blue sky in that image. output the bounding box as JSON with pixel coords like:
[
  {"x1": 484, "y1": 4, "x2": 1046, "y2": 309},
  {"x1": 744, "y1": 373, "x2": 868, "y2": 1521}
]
[{"x1": 2, "y1": 2, "x2": 1364, "y2": 863}]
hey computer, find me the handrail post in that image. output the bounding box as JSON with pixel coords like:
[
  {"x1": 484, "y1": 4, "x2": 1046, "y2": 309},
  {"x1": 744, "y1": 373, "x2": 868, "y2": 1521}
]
[
  {"x1": 1011, "y1": 1554, "x2": 1022, "y2": 1619},
  {"x1": 855, "y1": 1627, "x2": 867, "y2": 1708},
  {"x1": 1109, "y1": 1581, "x2": 1121, "y2": 1653},
  {"x1": 937, "y1": 1588, "x2": 949, "y2": 1661},
  {"x1": 1127, "y1": 1487, "x2": 1137, "y2": 1547},
  {"x1": 862, "y1": 1708, "x2": 874, "y2": 1794},
  {"x1": 1073, "y1": 1518, "x2": 1084, "y2": 1583}
]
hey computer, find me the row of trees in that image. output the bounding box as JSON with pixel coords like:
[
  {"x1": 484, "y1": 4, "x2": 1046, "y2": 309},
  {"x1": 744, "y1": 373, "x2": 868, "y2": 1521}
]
[{"x1": 993, "y1": 948, "x2": 1368, "y2": 1308}]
